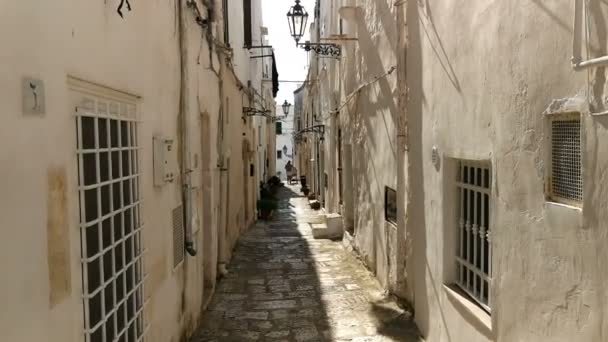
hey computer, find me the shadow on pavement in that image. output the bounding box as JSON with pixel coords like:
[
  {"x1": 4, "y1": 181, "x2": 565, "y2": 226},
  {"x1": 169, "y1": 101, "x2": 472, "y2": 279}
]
[{"x1": 189, "y1": 185, "x2": 420, "y2": 341}]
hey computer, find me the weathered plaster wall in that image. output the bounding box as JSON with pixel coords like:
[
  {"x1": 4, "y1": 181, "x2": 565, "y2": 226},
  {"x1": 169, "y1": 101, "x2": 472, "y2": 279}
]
[
  {"x1": 0, "y1": 0, "x2": 267, "y2": 341},
  {"x1": 407, "y1": 0, "x2": 608, "y2": 341},
  {"x1": 315, "y1": 0, "x2": 400, "y2": 289}
]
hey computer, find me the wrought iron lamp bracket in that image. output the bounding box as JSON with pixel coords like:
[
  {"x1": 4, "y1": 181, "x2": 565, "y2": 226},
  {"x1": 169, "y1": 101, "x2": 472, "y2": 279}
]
[
  {"x1": 243, "y1": 107, "x2": 281, "y2": 122},
  {"x1": 243, "y1": 107, "x2": 270, "y2": 117},
  {"x1": 295, "y1": 124, "x2": 325, "y2": 137},
  {"x1": 298, "y1": 42, "x2": 341, "y2": 58}
]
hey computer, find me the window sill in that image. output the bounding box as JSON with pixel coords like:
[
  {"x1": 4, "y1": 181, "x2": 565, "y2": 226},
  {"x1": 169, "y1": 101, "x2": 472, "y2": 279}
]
[
  {"x1": 545, "y1": 200, "x2": 582, "y2": 212},
  {"x1": 443, "y1": 284, "x2": 493, "y2": 339}
]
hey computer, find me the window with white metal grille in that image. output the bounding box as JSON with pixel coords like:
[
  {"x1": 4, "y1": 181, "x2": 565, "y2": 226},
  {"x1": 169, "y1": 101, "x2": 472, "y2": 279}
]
[
  {"x1": 455, "y1": 160, "x2": 492, "y2": 313},
  {"x1": 76, "y1": 100, "x2": 145, "y2": 342},
  {"x1": 549, "y1": 114, "x2": 582, "y2": 205}
]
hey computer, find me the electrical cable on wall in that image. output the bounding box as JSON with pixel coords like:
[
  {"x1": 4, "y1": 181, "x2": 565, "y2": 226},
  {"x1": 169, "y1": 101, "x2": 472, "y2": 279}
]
[{"x1": 317, "y1": 65, "x2": 397, "y2": 121}]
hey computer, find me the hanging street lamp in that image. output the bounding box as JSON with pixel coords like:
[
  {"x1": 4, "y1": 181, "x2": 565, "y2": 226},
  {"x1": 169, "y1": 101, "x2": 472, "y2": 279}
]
[
  {"x1": 286, "y1": 0, "x2": 341, "y2": 58},
  {"x1": 282, "y1": 100, "x2": 292, "y2": 115},
  {"x1": 287, "y1": 0, "x2": 308, "y2": 44}
]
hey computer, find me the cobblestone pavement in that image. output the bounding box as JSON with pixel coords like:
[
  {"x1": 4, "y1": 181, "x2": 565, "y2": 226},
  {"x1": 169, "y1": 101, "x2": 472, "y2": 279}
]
[{"x1": 190, "y1": 186, "x2": 420, "y2": 342}]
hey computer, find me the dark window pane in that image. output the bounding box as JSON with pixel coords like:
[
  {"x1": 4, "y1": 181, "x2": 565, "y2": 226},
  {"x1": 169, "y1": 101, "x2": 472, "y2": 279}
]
[
  {"x1": 113, "y1": 182, "x2": 121, "y2": 211},
  {"x1": 115, "y1": 242, "x2": 124, "y2": 274},
  {"x1": 86, "y1": 225, "x2": 100, "y2": 258},
  {"x1": 83, "y1": 153, "x2": 97, "y2": 186},
  {"x1": 103, "y1": 250, "x2": 113, "y2": 282},
  {"x1": 90, "y1": 324, "x2": 103, "y2": 342},
  {"x1": 127, "y1": 293, "x2": 135, "y2": 320},
  {"x1": 110, "y1": 120, "x2": 119, "y2": 148},
  {"x1": 124, "y1": 208, "x2": 133, "y2": 236},
  {"x1": 104, "y1": 277, "x2": 114, "y2": 311},
  {"x1": 87, "y1": 257, "x2": 101, "y2": 292},
  {"x1": 121, "y1": 121, "x2": 129, "y2": 147},
  {"x1": 116, "y1": 269, "x2": 125, "y2": 303},
  {"x1": 84, "y1": 189, "x2": 98, "y2": 223},
  {"x1": 123, "y1": 180, "x2": 131, "y2": 206},
  {"x1": 112, "y1": 152, "x2": 120, "y2": 179},
  {"x1": 102, "y1": 218, "x2": 112, "y2": 248},
  {"x1": 101, "y1": 185, "x2": 111, "y2": 216},
  {"x1": 105, "y1": 317, "x2": 115, "y2": 342},
  {"x1": 122, "y1": 151, "x2": 130, "y2": 177},
  {"x1": 82, "y1": 117, "x2": 96, "y2": 149},
  {"x1": 99, "y1": 118, "x2": 108, "y2": 148},
  {"x1": 100, "y1": 152, "x2": 110, "y2": 182},
  {"x1": 114, "y1": 213, "x2": 123, "y2": 242}
]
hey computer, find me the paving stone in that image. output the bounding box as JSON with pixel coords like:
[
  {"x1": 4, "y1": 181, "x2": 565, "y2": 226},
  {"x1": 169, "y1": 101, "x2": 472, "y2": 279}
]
[
  {"x1": 251, "y1": 292, "x2": 284, "y2": 301},
  {"x1": 189, "y1": 186, "x2": 420, "y2": 342},
  {"x1": 265, "y1": 330, "x2": 290, "y2": 338},
  {"x1": 253, "y1": 300, "x2": 298, "y2": 310},
  {"x1": 249, "y1": 320, "x2": 274, "y2": 331},
  {"x1": 293, "y1": 326, "x2": 320, "y2": 341}
]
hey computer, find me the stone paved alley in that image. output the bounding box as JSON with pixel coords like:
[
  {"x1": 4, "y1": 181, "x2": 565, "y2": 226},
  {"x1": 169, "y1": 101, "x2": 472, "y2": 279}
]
[{"x1": 190, "y1": 186, "x2": 420, "y2": 342}]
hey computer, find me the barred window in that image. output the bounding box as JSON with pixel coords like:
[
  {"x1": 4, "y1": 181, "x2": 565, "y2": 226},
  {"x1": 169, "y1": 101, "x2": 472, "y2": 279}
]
[
  {"x1": 549, "y1": 114, "x2": 582, "y2": 206},
  {"x1": 76, "y1": 100, "x2": 145, "y2": 341},
  {"x1": 455, "y1": 160, "x2": 492, "y2": 313}
]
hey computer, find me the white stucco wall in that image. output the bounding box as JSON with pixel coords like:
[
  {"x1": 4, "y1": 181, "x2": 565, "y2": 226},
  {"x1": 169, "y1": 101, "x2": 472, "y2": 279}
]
[
  {"x1": 0, "y1": 1, "x2": 268, "y2": 341},
  {"x1": 406, "y1": 1, "x2": 608, "y2": 341},
  {"x1": 305, "y1": 1, "x2": 608, "y2": 341},
  {"x1": 307, "y1": 0, "x2": 400, "y2": 289}
]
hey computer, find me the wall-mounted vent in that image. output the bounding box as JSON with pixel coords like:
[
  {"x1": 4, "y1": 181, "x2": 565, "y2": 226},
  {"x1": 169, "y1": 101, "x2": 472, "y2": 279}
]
[
  {"x1": 550, "y1": 114, "x2": 582, "y2": 205},
  {"x1": 172, "y1": 206, "x2": 185, "y2": 267}
]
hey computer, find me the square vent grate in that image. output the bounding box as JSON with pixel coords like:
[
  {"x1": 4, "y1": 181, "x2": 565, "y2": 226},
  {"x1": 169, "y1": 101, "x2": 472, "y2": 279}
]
[{"x1": 550, "y1": 116, "x2": 582, "y2": 204}]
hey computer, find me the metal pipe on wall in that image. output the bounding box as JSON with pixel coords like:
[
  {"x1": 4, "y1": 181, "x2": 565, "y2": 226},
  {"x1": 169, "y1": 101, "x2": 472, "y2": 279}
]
[
  {"x1": 178, "y1": 0, "x2": 197, "y2": 256},
  {"x1": 571, "y1": 0, "x2": 608, "y2": 70}
]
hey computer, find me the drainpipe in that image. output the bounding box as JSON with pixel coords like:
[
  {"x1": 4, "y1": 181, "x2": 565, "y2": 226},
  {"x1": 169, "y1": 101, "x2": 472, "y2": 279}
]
[
  {"x1": 571, "y1": 0, "x2": 608, "y2": 70},
  {"x1": 178, "y1": 0, "x2": 197, "y2": 256}
]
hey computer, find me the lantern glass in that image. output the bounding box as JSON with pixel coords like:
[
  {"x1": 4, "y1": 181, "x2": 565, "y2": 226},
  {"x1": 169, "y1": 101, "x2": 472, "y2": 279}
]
[
  {"x1": 282, "y1": 100, "x2": 292, "y2": 115},
  {"x1": 287, "y1": 0, "x2": 308, "y2": 44}
]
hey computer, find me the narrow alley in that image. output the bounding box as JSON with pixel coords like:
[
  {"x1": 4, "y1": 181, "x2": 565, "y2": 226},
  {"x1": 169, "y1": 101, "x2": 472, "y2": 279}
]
[{"x1": 189, "y1": 186, "x2": 420, "y2": 342}]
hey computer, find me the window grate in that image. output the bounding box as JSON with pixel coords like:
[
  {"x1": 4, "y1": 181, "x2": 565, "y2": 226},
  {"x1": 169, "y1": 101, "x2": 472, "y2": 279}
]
[
  {"x1": 76, "y1": 99, "x2": 145, "y2": 342},
  {"x1": 172, "y1": 206, "x2": 185, "y2": 267},
  {"x1": 455, "y1": 160, "x2": 492, "y2": 313},
  {"x1": 550, "y1": 116, "x2": 582, "y2": 204}
]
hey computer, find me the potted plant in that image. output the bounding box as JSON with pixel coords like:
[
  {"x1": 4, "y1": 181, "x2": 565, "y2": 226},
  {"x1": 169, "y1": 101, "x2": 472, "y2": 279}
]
[{"x1": 257, "y1": 198, "x2": 278, "y2": 220}]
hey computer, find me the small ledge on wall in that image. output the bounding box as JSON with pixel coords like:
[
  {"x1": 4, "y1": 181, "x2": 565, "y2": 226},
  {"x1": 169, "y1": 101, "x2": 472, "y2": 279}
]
[{"x1": 443, "y1": 284, "x2": 493, "y2": 340}]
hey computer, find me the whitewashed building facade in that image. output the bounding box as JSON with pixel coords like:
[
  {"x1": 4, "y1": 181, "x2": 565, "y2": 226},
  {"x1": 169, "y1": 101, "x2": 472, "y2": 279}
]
[
  {"x1": 0, "y1": 0, "x2": 278, "y2": 341},
  {"x1": 299, "y1": 0, "x2": 608, "y2": 341}
]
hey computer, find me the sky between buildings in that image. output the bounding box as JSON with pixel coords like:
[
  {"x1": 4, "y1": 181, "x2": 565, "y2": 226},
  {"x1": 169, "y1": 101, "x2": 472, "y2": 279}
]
[{"x1": 262, "y1": 0, "x2": 316, "y2": 107}]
